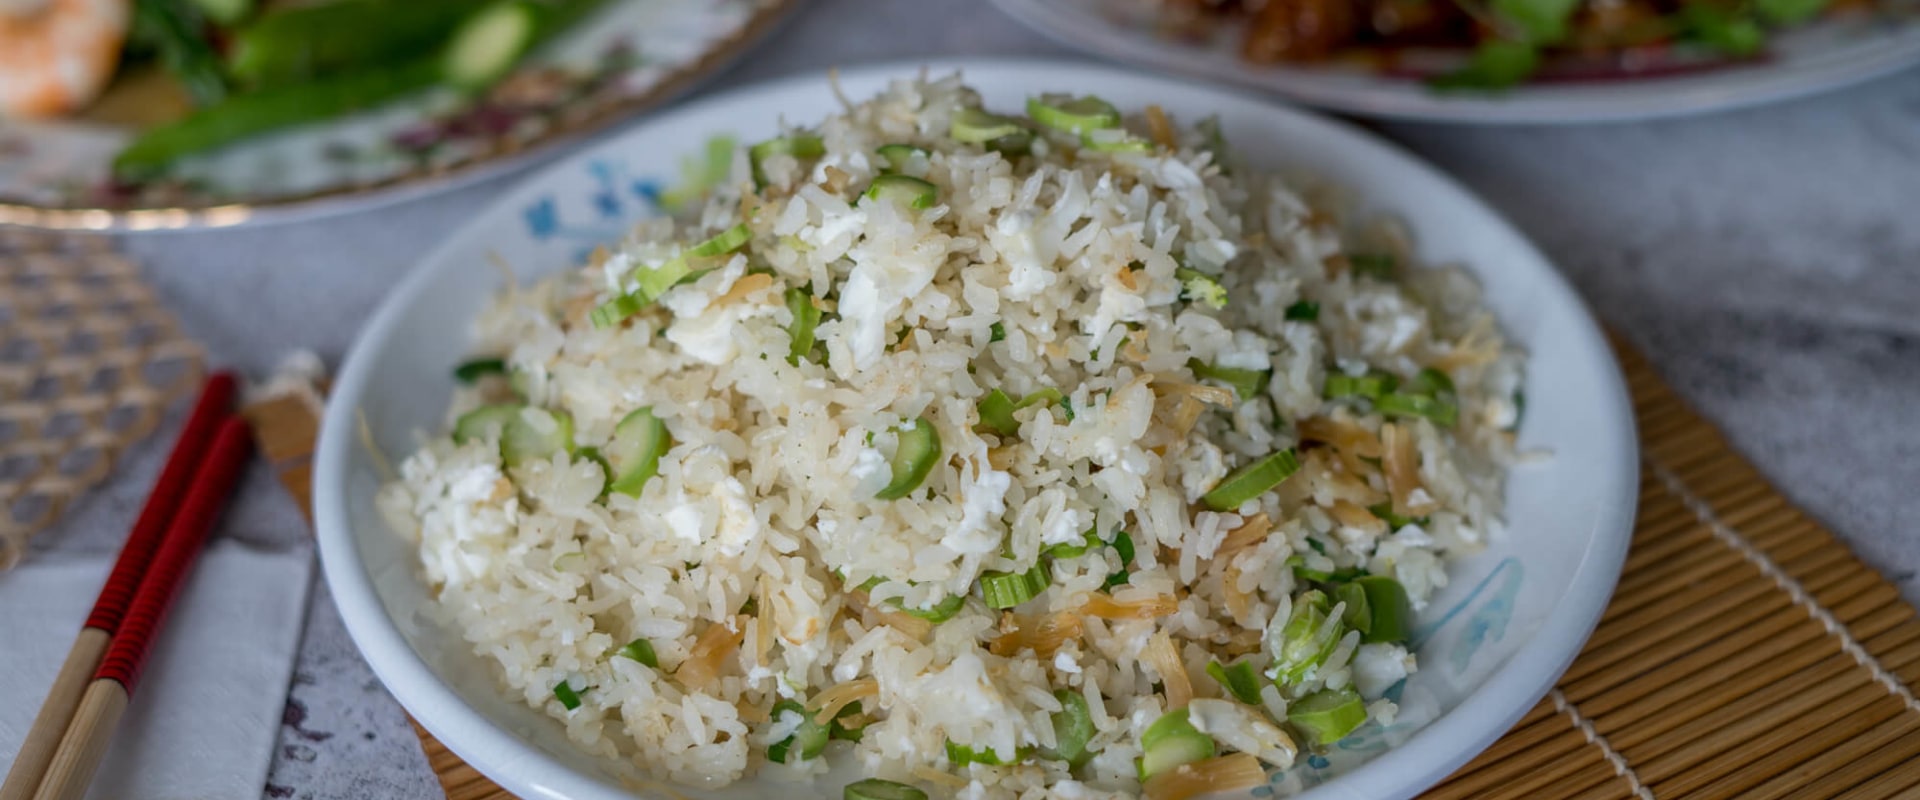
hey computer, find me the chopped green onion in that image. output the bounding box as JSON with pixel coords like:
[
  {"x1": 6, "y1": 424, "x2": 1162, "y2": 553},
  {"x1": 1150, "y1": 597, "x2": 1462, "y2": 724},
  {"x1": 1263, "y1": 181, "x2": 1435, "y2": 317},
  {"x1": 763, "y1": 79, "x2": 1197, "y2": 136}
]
[
  {"x1": 552, "y1": 679, "x2": 583, "y2": 711},
  {"x1": 1047, "y1": 689, "x2": 1095, "y2": 768},
  {"x1": 785, "y1": 287, "x2": 820, "y2": 365},
  {"x1": 451, "y1": 404, "x2": 521, "y2": 446},
  {"x1": 980, "y1": 564, "x2": 1048, "y2": 609},
  {"x1": 1043, "y1": 528, "x2": 1099, "y2": 559},
  {"x1": 749, "y1": 134, "x2": 825, "y2": 186},
  {"x1": 1020, "y1": 387, "x2": 1064, "y2": 410},
  {"x1": 687, "y1": 223, "x2": 751, "y2": 258},
  {"x1": 1112, "y1": 531, "x2": 1136, "y2": 566},
  {"x1": 590, "y1": 292, "x2": 648, "y2": 329},
  {"x1": 766, "y1": 699, "x2": 829, "y2": 764},
  {"x1": 1206, "y1": 660, "x2": 1264, "y2": 705},
  {"x1": 1287, "y1": 554, "x2": 1332, "y2": 583},
  {"x1": 1409, "y1": 367, "x2": 1455, "y2": 396},
  {"x1": 1335, "y1": 582, "x2": 1373, "y2": 636},
  {"x1": 875, "y1": 417, "x2": 941, "y2": 500},
  {"x1": 1354, "y1": 576, "x2": 1413, "y2": 644},
  {"x1": 844, "y1": 778, "x2": 928, "y2": 800},
  {"x1": 660, "y1": 134, "x2": 736, "y2": 211},
  {"x1": 1201, "y1": 448, "x2": 1301, "y2": 511},
  {"x1": 1026, "y1": 94, "x2": 1121, "y2": 134},
  {"x1": 1270, "y1": 589, "x2": 1345, "y2": 687},
  {"x1": 453, "y1": 357, "x2": 507, "y2": 384},
  {"x1": 1325, "y1": 372, "x2": 1397, "y2": 401},
  {"x1": 498, "y1": 407, "x2": 574, "y2": 467},
  {"x1": 875, "y1": 143, "x2": 927, "y2": 173},
  {"x1": 606, "y1": 407, "x2": 669, "y2": 496},
  {"x1": 863, "y1": 174, "x2": 938, "y2": 209},
  {"x1": 1368, "y1": 503, "x2": 1428, "y2": 530},
  {"x1": 575, "y1": 446, "x2": 612, "y2": 498},
  {"x1": 830, "y1": 701, "x2": 867, "y2": 742},
  {"x1": 1284, "y1": 300, "x2": 1320, "y2": 322},
  {"x1": 740, "y1": 596, "x2": 760, "y2": 615},
  {"x1": 1175, "y1": 267, "x2": 1227, "y2": 309},
  {"x1": 945, "y1": 739, "x2": 1030, "y2": 766},
  {"x1": 1287, "y1": 687, "x2": 1367, "y2": 746},
  {"x1": 976, "y1": 389, "x2": 1020, "y2": 438},
  {"x1": 1188, "y1": 358, "x2": 1268, "y2": 402},
  {"x1": 1377, "y1": 392, "x2": 1459, "y2": 427},
  {"x1": 1139, "y1": 707, "x2": 1216, "y2": 778},
  {"x1": 1080, "y1": 129, "x2": 1153, "y2": 153},
  {"x1": 1349, "y1": 253, "x2": 1398, "y2": 280},
  {"x1": 895, "y1": 592, "x2": 967, "y2": 623},
  {"x1": 989, "y1": 321, "x2": 1006, "y2": 342},
  {"x1": 950, "y1": 107, "x2": 1026, "y2": 144},
  {"x1": 615, "y1": 638, "x2": 658, "y2": 668}
]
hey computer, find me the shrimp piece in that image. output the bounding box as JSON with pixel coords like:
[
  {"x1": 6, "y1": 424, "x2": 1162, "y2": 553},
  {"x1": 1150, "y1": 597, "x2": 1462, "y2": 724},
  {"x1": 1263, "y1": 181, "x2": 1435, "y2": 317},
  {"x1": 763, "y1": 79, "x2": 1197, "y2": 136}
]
[{"x1": 0, "y1": 0, "x2": 129, "y2": 119}]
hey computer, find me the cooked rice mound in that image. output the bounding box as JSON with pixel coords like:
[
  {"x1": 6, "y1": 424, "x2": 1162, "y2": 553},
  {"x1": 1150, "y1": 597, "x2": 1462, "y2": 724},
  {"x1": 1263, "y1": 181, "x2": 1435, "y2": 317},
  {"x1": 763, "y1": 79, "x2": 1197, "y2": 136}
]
[{"x1": 379, "y1": 73, "x2": 1525, "y2": 799}]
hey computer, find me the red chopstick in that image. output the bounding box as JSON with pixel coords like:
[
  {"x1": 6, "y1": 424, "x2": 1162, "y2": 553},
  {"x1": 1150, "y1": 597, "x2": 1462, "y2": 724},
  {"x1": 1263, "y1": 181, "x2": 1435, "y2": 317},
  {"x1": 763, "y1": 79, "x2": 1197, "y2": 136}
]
[
  {"x1": 31, "y1": 416, "x2": 256, "y2": 800},
  {"x1": 0, "y1": 371, "x2": 238, "y2": 800}
]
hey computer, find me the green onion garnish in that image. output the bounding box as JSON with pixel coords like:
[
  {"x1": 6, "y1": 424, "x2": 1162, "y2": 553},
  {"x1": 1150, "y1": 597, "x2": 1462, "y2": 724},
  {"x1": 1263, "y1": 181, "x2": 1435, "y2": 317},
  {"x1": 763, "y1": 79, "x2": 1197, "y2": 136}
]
[
  {"x1": 749, "y1": 134, "x2": 826, "y2": 186},
  {"x1": 874, "y1": 143, "x2": 927, "y2": 173},
  {"x1": 552, "y1": 679, "x2": 583, "y2": 711},
  {"x1": 1283, "y1": 300, "x2": 1320, "y2": 322},
  {"x1": 1112, "y1": 531, "x2": 1135, "y2": 566},
  {"x1": 844, "y1": 778, "x2": 928, "y2": 800},
  {"x1": 1025, "y1": 94, "x2": 1121, "y2": 135},
  {"x1": 1354, "y1": 576, "x2": 1413, "y2": 644},
  {"x1": 1350, "y1": 253, "x2": 1397, "y2": 280},
  {"x1": 875, "y1": 417, "x2": 941, "y2": 500},
  {"x1": 1287, "y1": 554, "x2": 1333, "y2": 583},
  {"x1": 766, "y1": 699, "x2": 829, "y2": 764},
  {"x1": 1201, "y1": 448, "x2": 1301, "y2": 511},
  {"x1": 615, "y1": 638, "x2": 659, "y2": 668},
  {"x1": 686, "y1": 223, "x2": 751, "y2": 258},
  {"x1": 450, "y1": 403, "x2": 520, "y2": 444},
  {"x1": 945, "y1": 739, "x2": 1030, "y2": 766},
  {"x1": 1080, "y1": 129, "x2": 1153, "y2": 153},
  {"x1": 1377, "y1": 392, "x2": 1459, "y2": 427},
  {"x1": 1410, "y1": 367, "x2": 1455, "y2": 396},
  {"x1": 1325, "y1": 372, "x2": 1397, "y2": 400},
  {"x1": 950, "y1": 107, "x2": 1027, "y2": 144},
  {"x1": 590, "y1": 293, "x2": 647, "y2": 330},
  {"x1": 989, "y1": 321, "x2": 1006, "y2": 342},
  {"x1": 1139, "y1": 707, "x2": 1217, "y2": 779},
  {"x1": 976, "y1": 389, "x2": 1020, "y2": 438},
  {"x1": 830, "y1": 701, "x2": 867, "y2": 742},
  {"x1": 1043, "y1": 528, "x2": 1099, "y2": 559},
  {"x1": 896, "y1": 592, "x2": 966, "y2": 623},
  {"x1": 785, "y1": 287, "x2": 820, "y2": 366},
  {"x1": 1287, "y1": 687, "x2": 1367, "y2": 746},
  {"x1": 1335, "y1": 582, "x2": 1372, "y2": 636},
  {"x1": 1206, "y1": 659, "x2": 1264, "y2": 705},
  {"x1": 1368, "y1": 503, "x2": 1428, "y2": 529},
  {"x1": 1047, "y1": 689, "x2": 1095, "y2": 768},
  {"x1": 1188, "y1": 358, "x2": 1268, "y2": 402},
  {"x1": 1269, "y1": 589, "x2": 1346, "y2": 687},
  {"x1": 606, "y1": 407, "x2": 669, "y2": 497},
  {"x1": 453, "y1": 357, "x2": 507, "y2": 384},
  {"x1": 1175, "y1": 267, "x2": 1227, "y2": 309},
  {"x1": 979, "y1": 563, "x2": 1048, "y2": 609},
  {"x1": 863, "y1": 174, "x2": 938, "y2": 209}
]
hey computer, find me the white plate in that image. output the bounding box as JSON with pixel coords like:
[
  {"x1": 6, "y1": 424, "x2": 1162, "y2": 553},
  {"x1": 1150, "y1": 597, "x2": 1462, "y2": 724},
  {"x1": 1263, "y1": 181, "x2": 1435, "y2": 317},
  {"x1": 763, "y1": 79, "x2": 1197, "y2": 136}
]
[
  {"x1": 0, "y1": 0, "x2": 798, "y2": 231},
  {"x1": 314, "y1": 59, "x2": 1638, "y2": 800},
  {"x1": 992, "y1": 0, "x2": 1920, "y2": 123}
]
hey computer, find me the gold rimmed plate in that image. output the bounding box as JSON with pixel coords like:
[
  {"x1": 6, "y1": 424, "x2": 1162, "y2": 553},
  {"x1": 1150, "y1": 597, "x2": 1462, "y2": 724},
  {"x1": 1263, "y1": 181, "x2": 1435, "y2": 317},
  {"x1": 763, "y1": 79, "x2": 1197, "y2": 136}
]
[{"x1": 0, "y1": 0, "x2": 801, "y2": 232}]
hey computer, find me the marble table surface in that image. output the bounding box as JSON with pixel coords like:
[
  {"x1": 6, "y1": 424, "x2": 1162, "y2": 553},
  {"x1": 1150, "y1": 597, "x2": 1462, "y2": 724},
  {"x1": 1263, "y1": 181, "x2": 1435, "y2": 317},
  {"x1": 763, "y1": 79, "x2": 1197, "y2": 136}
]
[{"x1": 27, "y1": 0, "x2": 1920, "y2": 796}]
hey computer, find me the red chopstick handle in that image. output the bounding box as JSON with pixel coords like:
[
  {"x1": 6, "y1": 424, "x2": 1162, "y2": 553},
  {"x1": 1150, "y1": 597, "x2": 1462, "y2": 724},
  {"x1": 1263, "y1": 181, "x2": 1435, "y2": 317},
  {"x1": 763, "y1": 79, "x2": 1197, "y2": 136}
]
[
  {"x1": 94, "y1": 418, "x2": 254, "y2": 694},
  {"x1": 84, "y1": 372, "x2": 239, "y2": 634}
]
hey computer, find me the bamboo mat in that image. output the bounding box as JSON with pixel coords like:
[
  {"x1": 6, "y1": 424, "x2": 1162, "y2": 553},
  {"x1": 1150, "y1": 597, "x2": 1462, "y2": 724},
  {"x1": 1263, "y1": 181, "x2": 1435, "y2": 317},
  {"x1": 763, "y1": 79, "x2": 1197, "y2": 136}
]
[{"x1": 397, "y1": 341, "x2": 1920, "y2": 800}]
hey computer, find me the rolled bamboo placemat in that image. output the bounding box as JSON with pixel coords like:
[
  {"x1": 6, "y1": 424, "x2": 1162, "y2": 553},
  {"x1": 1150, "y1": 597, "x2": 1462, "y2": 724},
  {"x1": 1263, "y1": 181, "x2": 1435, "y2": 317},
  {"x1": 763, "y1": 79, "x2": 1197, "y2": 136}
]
[{"x1": 254, "y1": 339, "x2": 1919, "y2": 799}]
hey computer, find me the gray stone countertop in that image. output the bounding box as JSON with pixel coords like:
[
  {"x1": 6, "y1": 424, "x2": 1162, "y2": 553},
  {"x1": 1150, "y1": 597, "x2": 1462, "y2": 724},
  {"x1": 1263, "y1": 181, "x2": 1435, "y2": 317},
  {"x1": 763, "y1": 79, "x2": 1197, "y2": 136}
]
[{"x1": 27, "y1": 0, "x2": 1919, "y2": 796}]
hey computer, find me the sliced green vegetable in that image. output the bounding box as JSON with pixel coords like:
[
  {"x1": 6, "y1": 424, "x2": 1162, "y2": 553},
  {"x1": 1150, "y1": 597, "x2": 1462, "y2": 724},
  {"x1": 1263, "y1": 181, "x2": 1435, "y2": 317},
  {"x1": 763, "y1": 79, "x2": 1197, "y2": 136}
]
[
  {"x1": 630, "y1": 256, "x2": 698, "y2": 304},
  {"x1": 1112, "y1": 531, "x2": 1136, "y2": 566},
  {"x1": 225, "y1": 0, "x2": 476, "y2": 88},
  {"x1": 1207, "y1": 659, "x2": 1264, "y2": 705},
  {"x1": 875, "y1": 417, "x2": 941, "y2": 500},
  {"x1": 895, "y1": 593, "x2": 967, "y2": 623},
  {"x1": 687, "y1": 223, "x2": 752, "y2": 258},
  {"x1": 454, "y1": 357, "x2": 507, "y2": 384},
  {"x1": 1201, "y1": 448, "x2": 1301, "y2": 511},
  {"x1": 1080, "y1": 129, "x2": 1154, "y2": 153},
  {"x1": 1188, "y1": 358, "x2": 1268, "y2": 402},
  {"x1": 1368, "y1": 503, "x2": 1428, "y2": 530},
  {"x1": 950, "y1": 107, "x2": 1026, "y2": 144},
  {"x1": 1684, "y1": 3, "x2": 1766, "y2": 55},
  {"x1": 945, "y1": 739, "x2": 1030, "y2": 766},
  {"x1": 863, "y1": 174, "x2": 939, "y2": 209},
  {"x1": 615, "y1": 638, "x2": 658, "y2": 668},
  {"x1": 1287, "y1": 687, "x2": 1367, "y2": 746},
  {"x1": 976, "y1": 389, "x2": 1020, "y2": 438},
  {"x1": 575, "y1": 446, "x2": 612, "y2": 497},
  {"x1": 1409, "y1": 367, "x2": 1455, "y2": 396},
  {"x1": 452, "y1": 404, "x2": 522, "y2": 445},
  {"x1": 660, "y1": 135, "x2": 736, "y2": 211},
  {"x1": 844, "y1": 778, "x2": 928, "y2": 800},
  {"x1": 1432, "y1": 40, "x2": 1541, "y2": 91},
  {"x1": 1284, "y1": 300, "x2": 1320, "y2": 322},
  {"x1": 1350, "y1": 253, "x2": 1398, "y2": 280},
  {"x1": 1491, "y1": 0, "x2": 1581, "y2": 42},
  {"x1": 553, "y1": 679, "x2": 583, "y2": 710},
  {"x1": 589, "y1": 292, "x2": 646, "y2": 329},
  {"x1": 1043, "y1": 528, "x2": 1099, "y2": 559},
  {"x1": 1048, "y1": 689, "x2": 1095, "y2": 768},
  {"x1": 1287, "y1": 554, "x2": 1332, "y2": 583},
  {"x1": 875, "y1": 143, "x2": 927, "y2": 173},
  {"x1": 830, "y1": 701, "x2": 867, "y2": 742},
  {"x1": 501, "y1": 407, "x2": 574, "y2": 466},
  {"x1": 1270, "y1": 589, "x2": 1345, "y2": 686},
  {"x1": 785, "y1": 287, "x2": 821, "y2": 365},
  {"x1": 1026, "y1": 94, "x2": 1121, "y2": 135},
  {"x1": 1175, "y1": 267, "x2": 1228, "y2": 309},
  {"x1": 766, "y1": 699, "x2": 829, "y2": 764},
  {"x1": 443, "y1": 0, "x2": 609, "y2": 91},
  {"x1": 1354, "y1": 576, "x2": 1413, "y2": 644},
  {"x1": 1376, "y1": 392, "x2": 1459, "y2": 427},
  {"x1": 189, "y1": 0, "x2": 251, "y2": 25},
  {"x1": 980, "y1": 564, "x2": 1048, "y2": 609},
  {"x1": 1335, "y1": 582, "x2": 1373, "y2": 636},
  {"x1": 133, "y1": 0, "x2": 228, "y2": 106},
  {"x1": 989, "y1": 322, "x2": 1006, "y2": 342},
  {"x1": 1139, "y1": 708, "x2": 1216, "y2": 779},
  {"x1": 1756, "y1": 0, "x2": 1828, "y2": 24},
  {"x1": 749, "y1": 134, "x2": 826, "y2": 186},
  {"x1": 606, "y1": 407, "x2": 669, "y2": 496},
  {"x1": 1325, "y1": 372, "x2": 1397, "y2": 401}
]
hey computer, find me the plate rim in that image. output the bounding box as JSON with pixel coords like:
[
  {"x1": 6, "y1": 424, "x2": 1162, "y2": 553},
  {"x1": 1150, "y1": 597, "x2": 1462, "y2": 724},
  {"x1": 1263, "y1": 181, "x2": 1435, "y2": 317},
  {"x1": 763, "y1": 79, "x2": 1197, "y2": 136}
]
[
  {"x1": 990, "y1": 0, "x2": 1920, "y2": 124},
  {"x1": 0, "y1": 0, "x2": 804, "y2": 233},
  {"x1": 313, "y1": 57, "x2": 1639, "y2": 800}
]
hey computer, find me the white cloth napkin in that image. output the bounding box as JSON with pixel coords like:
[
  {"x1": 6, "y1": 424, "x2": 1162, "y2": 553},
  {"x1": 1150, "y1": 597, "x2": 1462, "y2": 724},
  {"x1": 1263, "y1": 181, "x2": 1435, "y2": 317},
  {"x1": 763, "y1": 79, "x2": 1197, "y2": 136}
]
[{"x1": 0, "y1": 539, "x2": 313, "y2": 800}]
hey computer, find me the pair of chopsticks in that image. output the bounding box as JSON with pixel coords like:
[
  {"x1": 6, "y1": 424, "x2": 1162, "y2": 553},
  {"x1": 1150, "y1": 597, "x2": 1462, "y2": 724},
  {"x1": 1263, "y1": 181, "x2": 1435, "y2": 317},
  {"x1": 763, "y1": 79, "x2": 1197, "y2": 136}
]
[{"x1": 0, "y1": 372, "x2": 255, "y2": 800}]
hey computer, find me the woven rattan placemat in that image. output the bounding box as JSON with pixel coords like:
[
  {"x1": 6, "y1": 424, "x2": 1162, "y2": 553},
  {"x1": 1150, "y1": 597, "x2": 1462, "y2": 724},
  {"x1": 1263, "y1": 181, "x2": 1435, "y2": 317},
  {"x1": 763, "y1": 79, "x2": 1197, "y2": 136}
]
[{"x1": 398, "y1": 341, "x2": 1920, "y2": 800}]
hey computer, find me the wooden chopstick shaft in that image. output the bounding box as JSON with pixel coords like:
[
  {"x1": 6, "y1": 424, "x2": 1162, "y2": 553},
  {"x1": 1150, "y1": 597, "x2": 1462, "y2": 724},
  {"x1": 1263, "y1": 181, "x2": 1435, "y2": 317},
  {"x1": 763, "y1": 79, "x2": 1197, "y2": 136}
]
[
  {"x1": 0, "y1": 373, "x2": 236, "y2": 800},
  {"x1": 31, "y1": 682, "x2": 129, "y2": 800},
  {"x1": 26, "y1": 418, "x2": 255, "y2": 800}
]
